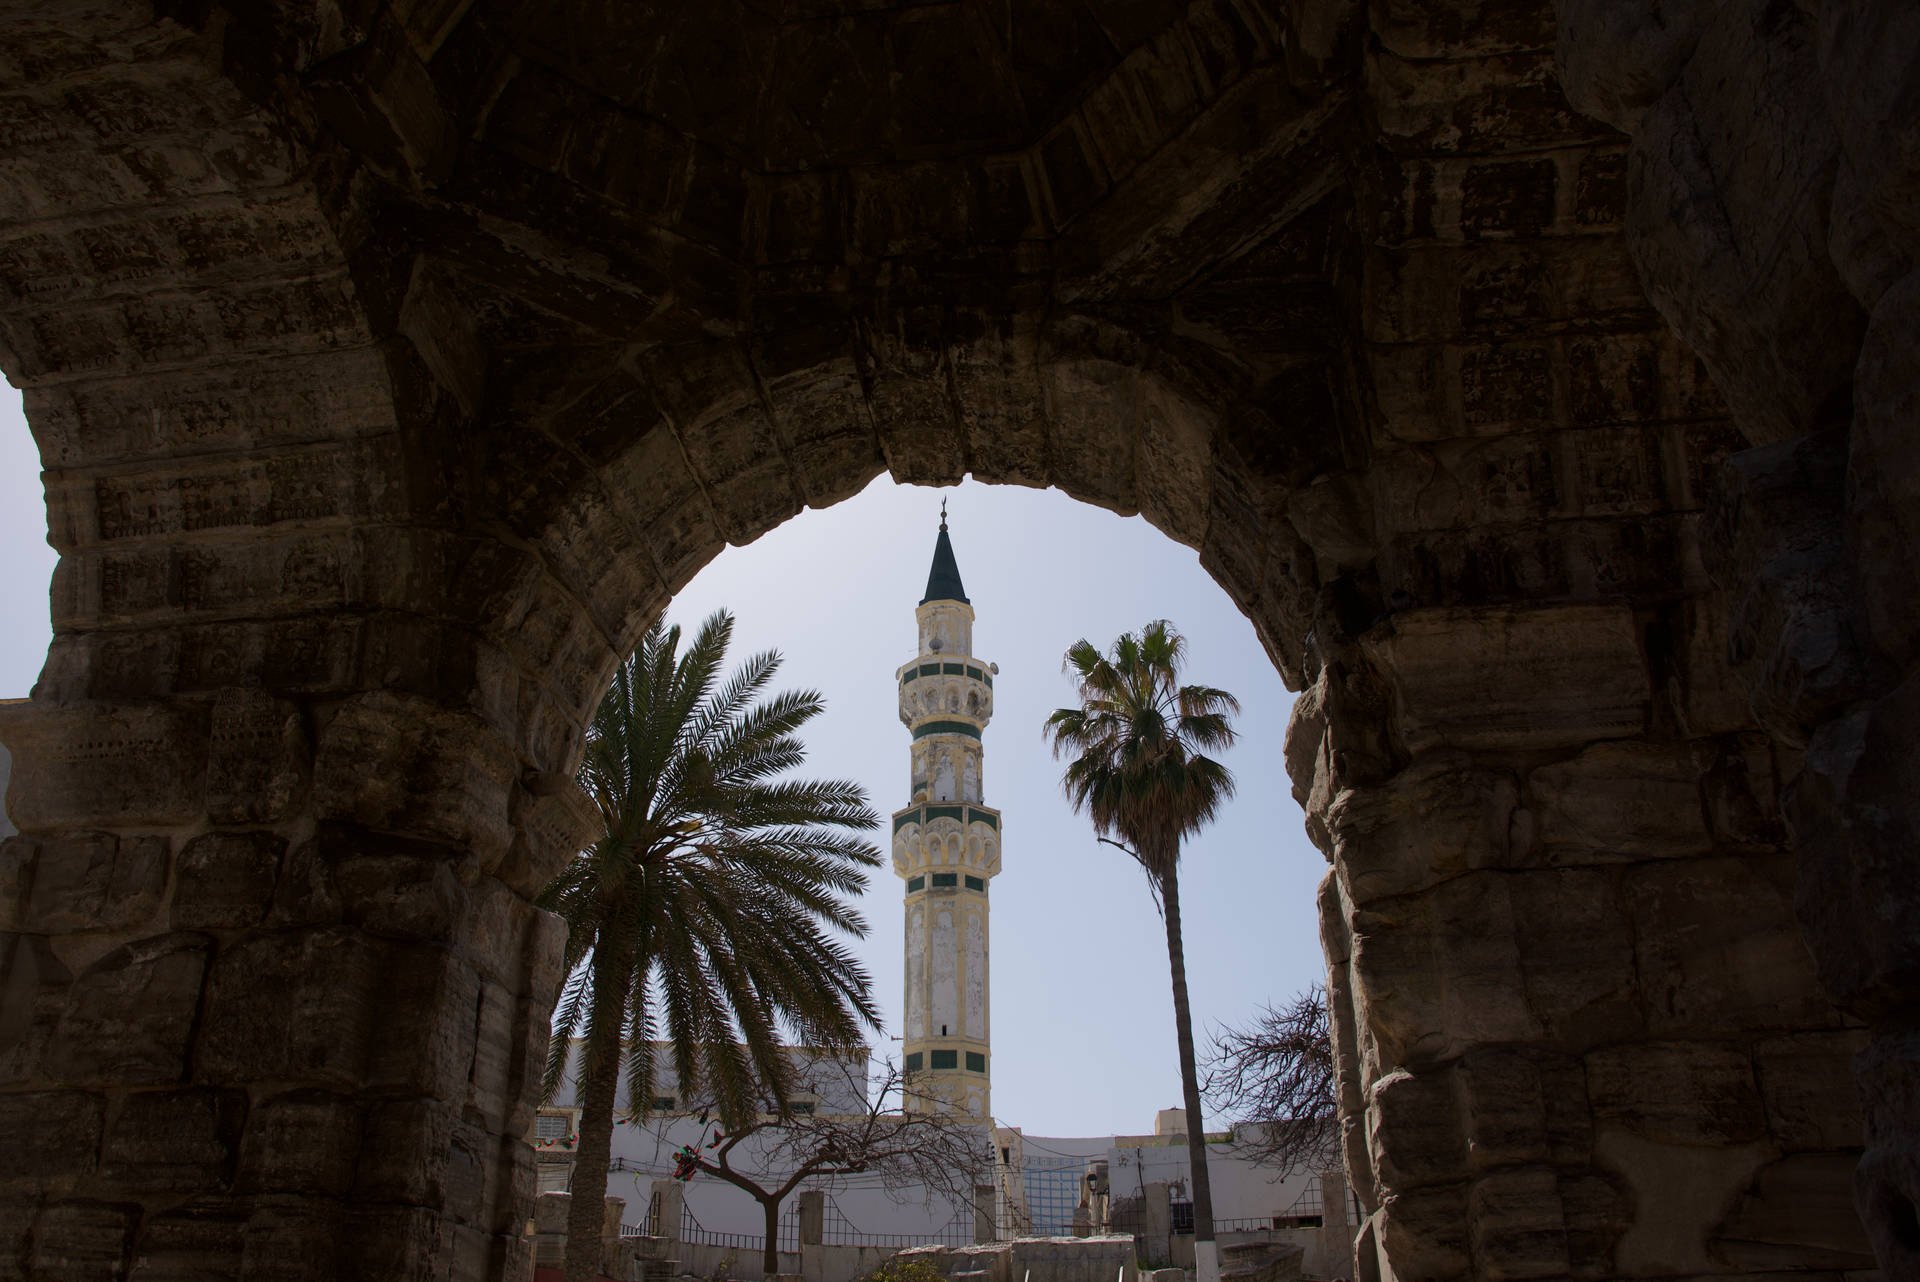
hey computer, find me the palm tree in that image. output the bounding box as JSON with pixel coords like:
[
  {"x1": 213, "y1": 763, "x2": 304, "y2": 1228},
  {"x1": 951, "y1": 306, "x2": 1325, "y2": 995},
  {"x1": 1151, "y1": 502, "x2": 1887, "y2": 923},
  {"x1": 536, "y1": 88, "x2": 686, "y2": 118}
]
[
  {"x1": 539, "y1": 609, "x2": 884, "y2": 1282},
  {"x1": 1043, "y1": 620, "x2": 1239, "y2": 1282}
]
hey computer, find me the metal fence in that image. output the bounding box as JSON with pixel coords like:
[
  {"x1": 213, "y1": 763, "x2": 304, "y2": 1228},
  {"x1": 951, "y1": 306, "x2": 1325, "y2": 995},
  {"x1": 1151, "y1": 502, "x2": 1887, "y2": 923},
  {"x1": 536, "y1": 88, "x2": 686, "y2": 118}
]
[
  {"x1": 673, "y1": 1201, "x2": 802, "y2": 1252},
  {"x1": 1018, "y1": 1155, "x2": 1089, "y2": 1236},
  {"x1": 1169, "y1": 1174, "x2": 1325, "y2": 1236},
  {"x1": 620, "y1": 1193, "x2": 973, "y2": 1250},
  {"x1": 818, "y1": 1195, "x2": 977, "y2": 1248},
  {"x1": 1283, "y1": 1175, "x2": 1323, "y2": 1218}
]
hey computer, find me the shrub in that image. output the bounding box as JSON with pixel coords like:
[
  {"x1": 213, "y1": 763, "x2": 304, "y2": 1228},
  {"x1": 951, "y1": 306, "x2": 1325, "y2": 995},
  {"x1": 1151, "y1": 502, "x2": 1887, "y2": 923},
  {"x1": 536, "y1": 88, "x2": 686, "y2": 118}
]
[{"x1": 859, "y1": 1253, "x2": 948, "y2": 1282}]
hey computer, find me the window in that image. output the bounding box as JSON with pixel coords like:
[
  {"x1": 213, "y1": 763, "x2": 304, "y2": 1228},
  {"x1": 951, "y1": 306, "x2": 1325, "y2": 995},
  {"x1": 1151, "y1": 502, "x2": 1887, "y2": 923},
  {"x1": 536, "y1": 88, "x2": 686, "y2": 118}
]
[
  {"x1": 652, "y1": 1097, "x2": 676, "y2": 1111},
  {"x1": 932, "y1": 873, "x2": 957, "y2": 888},
  {"x1": 965, "y1": 666, "x2": 982, "y2": 681},
  {"x1": 905, "y1": 1053, "x2": 923, "y2": 1072},
  {"x1": 907, "y1": 876, "x2": 924, "y2": 892},
  {"x1": 964, "y1": 875, "x2": 984, "y2": 891},
  {"x1": 789, "y1": 1101, "x2": 815, "y2": 1115},
  {"x1": 966, "y1": 1052, "x2": 986, "y2": 1072},
  {"x1": 534, "y1": 1113, "x2": 569, "y2": 1140},
  {"x1": 942, "y1": 663, "x2": 964, "y2": 675},
  {"x1": 931, "y1": 1050, "x2": 958, "y2": 1070}
]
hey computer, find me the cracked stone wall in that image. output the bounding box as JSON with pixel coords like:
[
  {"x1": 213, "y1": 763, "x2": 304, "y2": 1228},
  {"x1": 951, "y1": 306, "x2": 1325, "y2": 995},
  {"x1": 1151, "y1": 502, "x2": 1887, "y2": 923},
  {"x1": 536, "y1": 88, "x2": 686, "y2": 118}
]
[{"x1": 0, "y1": 0, "x2": 1909, "y2": 1279}]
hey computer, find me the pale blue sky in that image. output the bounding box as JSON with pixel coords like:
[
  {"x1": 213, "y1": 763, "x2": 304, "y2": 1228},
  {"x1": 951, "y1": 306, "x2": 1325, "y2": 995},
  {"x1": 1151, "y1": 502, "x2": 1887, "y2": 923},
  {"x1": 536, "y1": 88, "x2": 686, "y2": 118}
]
[{"x1": 0, "y1": 395, "x2": 1328, "y2": 1136}]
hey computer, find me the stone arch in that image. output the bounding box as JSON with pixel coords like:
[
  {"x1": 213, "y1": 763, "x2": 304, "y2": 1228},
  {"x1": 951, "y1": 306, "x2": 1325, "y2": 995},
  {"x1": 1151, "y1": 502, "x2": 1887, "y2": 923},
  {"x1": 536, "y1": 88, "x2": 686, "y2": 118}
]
[{"x1": 0, "y1": 0, "x2": 1911, "y2": 1279}]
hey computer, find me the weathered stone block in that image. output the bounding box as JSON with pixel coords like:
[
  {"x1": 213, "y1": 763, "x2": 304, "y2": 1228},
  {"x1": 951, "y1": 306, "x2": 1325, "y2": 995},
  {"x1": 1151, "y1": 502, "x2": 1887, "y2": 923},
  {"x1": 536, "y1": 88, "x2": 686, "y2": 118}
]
[
  {"x1": 31, "y1": 1199, "x2": 139, "y2": 1282},
  {"x1": 327, "y1": 843, "x2": 470, "y2": 943},
  {"x1": 128, "y1": 1203, "x2": 246, "y2": 1281},
  {"x1": 365, "y1": 943, "x2": 483, "y2": 1099},
  {"x1": 197, "y1": 928, "x2": 386, "y2": 1089},
  {"x1": 101, "y1": 1088, "x2": 245, "y2": 1191},
  {"x1": 1368, "y1": 1067, "x2": 1467, "y2": 1190},
  {"x1": 1467, "y1": 1166, "x2": 1570, "y2": 1280},
  {"x1": 0, "y1": 930, "x2": 73, "y2": 1080},
  {"x1": 465, "y1": 980, "x2": 521, "y2": 1131},
  {"x1": 1461, "y1": 160, "x2": 1558, "y2": 239},
  {"x1": 1624, "y1": 853, "x2": 1837, "y2": 1036},
  {"x1": 1350, "y1": 874, "x2": 1543, "y2": 1068},
  {"x1": 1458, "y1": 1048, "x2": 1593, "y2": 1171},
  {"x1": 1712, "y1": 1151, "x2": 1878, "y2": 1269},
  {"x1": 1324, "y1": 755, "x2": 1517, "y2": 903},
  {"x1": 0, "y1": 700, "x2": 208, "y2": 828},
  {"x1": 237, "y1": 1199, "x2": 345, "y2": 1281},
  {"x1": 45, "y1": 934, "x2": 209, "y2": 1086},
  {"x1": 313, "y1": 692, "x2": 518, "y2": 863},
  {"x1": 1555, "y1": 0, "x2": 1716, "y2": 134},
  {"x1": 1375, "y1": 1182, "x2": 1470, "y2": 1280},
  {"x1": 1367, "y1": 47, "x2": 1608, "y2": 155},
  {"x1": 1507, "y1": 869, "x2": 1640, "y2": 1045},
  {"x1": 205, "y1": 688, "x2": 309, "y2": 825},
  {"x1": 1585, "y1": 1041, "x2": 1765, "y2": 1146},
  {"x1": 1754, "y1": 1030, "x2": 1869, "y2": 1152},
  {"x1": 1849, "y1": 271, "x2": 1920, "y2": 668},
  {"x1": 1524, "y1": 741, "x2": 1710, "y2": 861},
  {"x1": 1362, "y1": 605, "x2": 1647, "y2": 752},
  {"x1": 173, "y1": 831, "x2": 283, "y2": 930},
  {"x1": 1555, "y1": 1169, "x2": 1631, "y2": 1275},
  {"x1": 1627, "y1": 0, "x2": 1864, "y2": 444},
  {"x1": 1789, "y1": 682, "x2": 1920, "y2": 1018},
  {"x1": 0, "y1": 1091, "x2": 101, "y2": 1182},
  {"x1": 356, "y1": 1097, "x2": 458, "y2": 1206},
  {"x1": 1045, "y1": 358, "x2": 1141, "y2": 516},
  {"x1": 234, "y1": 1090, "x2": 363, "y2": 1196},
  {"x1": 502, "y1": 778, "x2": 598, "y2": 903},
  {"x1": 7, "y1": 831, "x2": 167, "y2": 933}
]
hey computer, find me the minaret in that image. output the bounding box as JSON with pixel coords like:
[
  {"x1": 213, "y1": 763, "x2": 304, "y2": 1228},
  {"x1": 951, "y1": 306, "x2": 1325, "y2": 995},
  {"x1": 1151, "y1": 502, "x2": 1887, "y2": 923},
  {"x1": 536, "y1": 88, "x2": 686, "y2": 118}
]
[{"x1": 894, "y1": 504, "x2": 999, "y2": 1119}]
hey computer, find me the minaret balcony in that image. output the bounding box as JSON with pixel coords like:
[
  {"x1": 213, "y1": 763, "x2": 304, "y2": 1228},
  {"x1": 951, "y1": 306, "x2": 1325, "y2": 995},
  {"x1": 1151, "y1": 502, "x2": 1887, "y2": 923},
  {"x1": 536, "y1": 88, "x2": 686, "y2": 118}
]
[
  {"x1": 897, "y1": 661, "x2": 993, "y2": 727},
  {"x1": 890, "y1": 802, "x2": 1002, "y2": 879}
]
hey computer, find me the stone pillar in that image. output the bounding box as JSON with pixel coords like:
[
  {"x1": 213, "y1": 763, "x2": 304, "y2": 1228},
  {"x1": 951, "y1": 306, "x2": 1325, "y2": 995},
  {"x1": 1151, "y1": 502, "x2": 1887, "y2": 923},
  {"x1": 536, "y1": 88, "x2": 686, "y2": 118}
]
[
  {"x1": 652, "y1": 1178, "x2": 687, "y2": 1244},
  {"x1": 1318, "y1": 1168, "x2": 1352, "y2": 1282},
  {"x1": 1548, "y1": 2, "x2": 1920, "y2": 1276},
  {"x1": 975, "y1": 1185, "x2": 998, "y2": 1243},
  {"x1": 1142, "y1": 1182, "x2": 1172, "y2": 1267},
  {"x1": 798, "y1": 1189, "x2": 825, "y2": 1246},
  {"x1": 1290, "y1": 595, "x2": 1871, "y2": 1279}
]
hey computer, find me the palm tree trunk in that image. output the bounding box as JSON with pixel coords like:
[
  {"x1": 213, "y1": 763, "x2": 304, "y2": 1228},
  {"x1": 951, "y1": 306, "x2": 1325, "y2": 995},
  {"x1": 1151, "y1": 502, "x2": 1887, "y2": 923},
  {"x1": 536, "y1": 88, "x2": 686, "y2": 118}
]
[
  {"x1": 564, "y1": 948, "x2": 636, "y2": 1282},
  {"x1": 1161, "y1": 867, "x2": 1219, "y2": 1282},
  {"x1": 759, "y1": 1195, "x2": 783, "y2": 1279}
]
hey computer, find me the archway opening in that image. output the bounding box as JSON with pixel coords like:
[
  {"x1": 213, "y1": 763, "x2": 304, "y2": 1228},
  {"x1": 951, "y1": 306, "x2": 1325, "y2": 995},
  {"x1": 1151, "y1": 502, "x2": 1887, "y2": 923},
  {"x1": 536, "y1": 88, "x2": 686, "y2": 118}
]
[{"x1": 652, "y1": 473, "x2": 1325, "y2": 1138}]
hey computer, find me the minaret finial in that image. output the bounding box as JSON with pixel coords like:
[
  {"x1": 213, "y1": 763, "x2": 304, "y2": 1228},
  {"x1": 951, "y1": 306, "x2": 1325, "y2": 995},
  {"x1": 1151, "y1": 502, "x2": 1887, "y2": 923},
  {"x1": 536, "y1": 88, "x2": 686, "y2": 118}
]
[{"x1": 940, "y1": 496, "x2": 948, "y2": 531}]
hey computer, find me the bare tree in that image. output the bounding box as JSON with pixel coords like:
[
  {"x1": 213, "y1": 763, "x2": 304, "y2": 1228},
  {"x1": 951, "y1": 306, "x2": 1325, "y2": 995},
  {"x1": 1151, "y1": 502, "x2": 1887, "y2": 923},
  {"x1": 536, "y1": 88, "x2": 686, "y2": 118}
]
[
  {"x1": 1201, "y1": 988, "x2": 1339, "y2": 1179},
  {"x1": 669, "y1": 1057, "x2": 990, "y2": 1279}
]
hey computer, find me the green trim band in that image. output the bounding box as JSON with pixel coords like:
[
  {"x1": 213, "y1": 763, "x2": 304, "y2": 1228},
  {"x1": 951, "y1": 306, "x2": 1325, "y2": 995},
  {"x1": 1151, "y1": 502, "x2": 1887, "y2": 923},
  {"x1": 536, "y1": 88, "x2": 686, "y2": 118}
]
[
  {"x1": 931, "y1": 873, "x2": 957, "y2": 888},
  {"x1": 965, "y1": 875, "x2": 984, "y2": 891},
  {"x1": 966, "y1": 1052, "x2": 986, "y2": 1073},
  {"x1": 893, "y1": 804, "x2": 1000, "y2": 832},
  {"x1": 912, "y1": 720, "x2": 981, "y2": 740},
  {"x1": 906, "y1": 876, "x2": 924, "y2": 893}
]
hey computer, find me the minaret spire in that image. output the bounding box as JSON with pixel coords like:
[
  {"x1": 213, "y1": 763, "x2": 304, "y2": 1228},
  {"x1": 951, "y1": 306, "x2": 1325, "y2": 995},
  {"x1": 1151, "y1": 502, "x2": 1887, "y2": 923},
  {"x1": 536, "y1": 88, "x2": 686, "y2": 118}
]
[
  {"x1": 922, "y1": 503, "x2": 969, "y2": 605},
  {"x1": 893, "y1": 518, "x2": 998, "y2": 1119}
]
